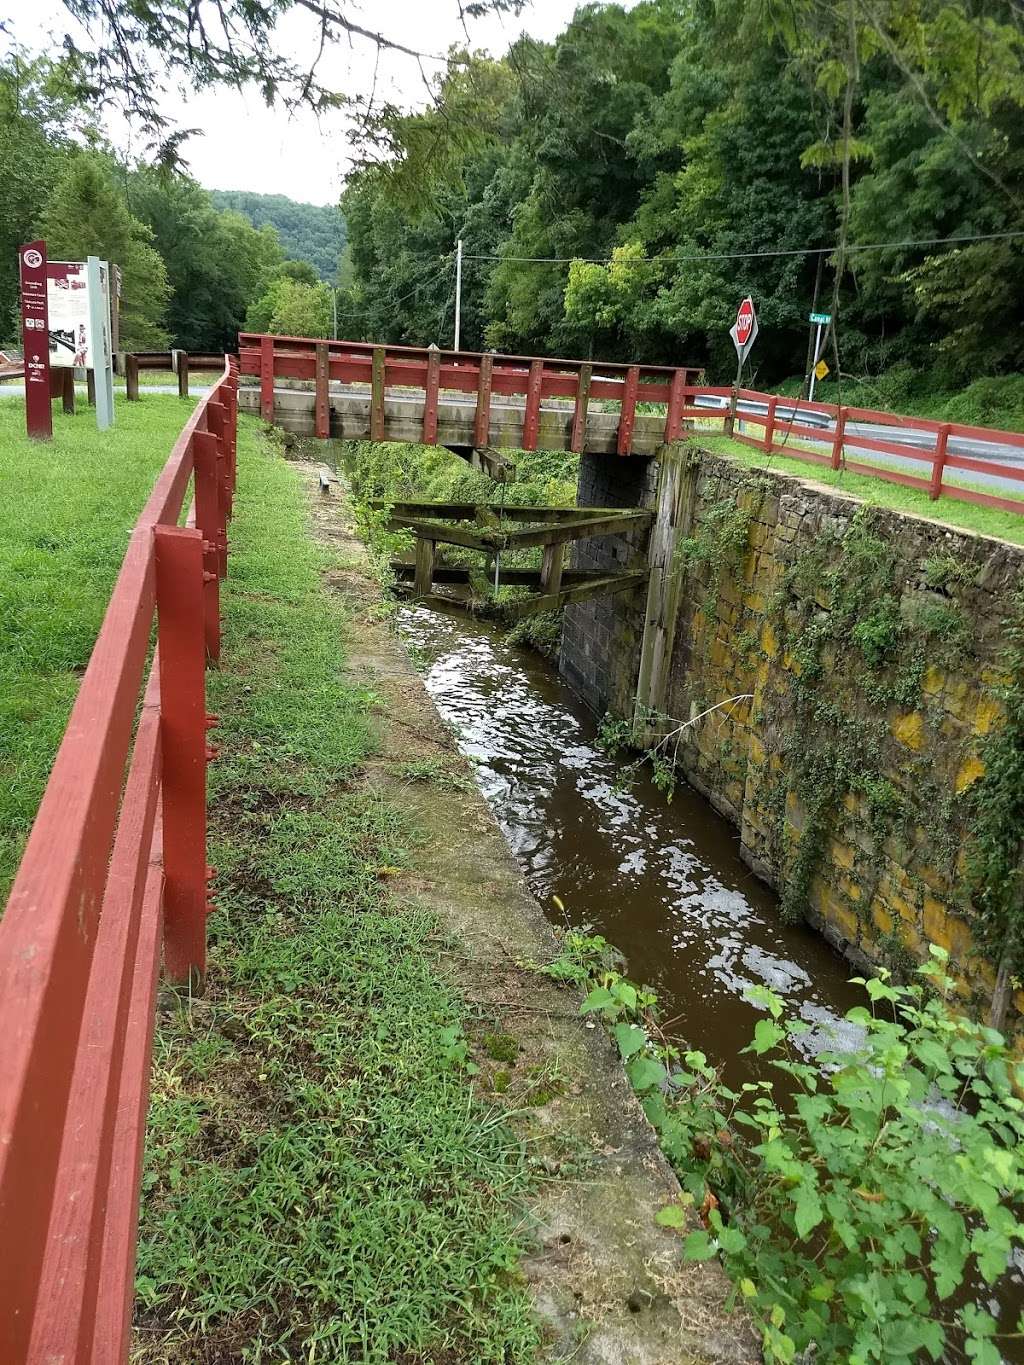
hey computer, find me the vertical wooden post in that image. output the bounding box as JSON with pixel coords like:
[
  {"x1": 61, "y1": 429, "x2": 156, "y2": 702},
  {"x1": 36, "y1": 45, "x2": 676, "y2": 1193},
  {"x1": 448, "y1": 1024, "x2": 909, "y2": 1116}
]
[
  {"x1": 86, "y1": 370, "x2": 96, "y2": 406},
  {"x1": 414, "y1": 537, "x2": 436, "y2": 596},
  {"x1": 154, "y1": 525, "x2": 208, "y2": 988},
  {"x1": 260, "y1": 335, "x2": 275, "y2": 423},
  {"x1": 930, "y1": 424, "x2": 951, "y2": 500},
  {"x1": 125, "y1": 354, "x2": 139, "y2": 402},
  {"x1": 618, "y1": 365, "x2": 640, "y2": 455},
  {"x1": 522, "y1": 359, "x2": 543, "y2": 451},
  {"x1": 664, "y1": 369, "x2": 686, "y2": 444},
  {"x1": 571, "y1": 363, "x2": 592, "y2": 453},
  {"x1": 315, "y1": 342, "x2": 330, "y2": 439},
  {"x1": 192, "y1": 432, "x2": 223, "y2": 664},
  {"x1": 177, "y1": 352, "x2": 190, "y2": 400},
  {"x1": 423, "y1": 344, "x2": 440, "y2": 443},
  {"x1": 207, "y1": 401, "x2": 229, "y2": 579},
  {"x1": 370, "y1": 346, "x2": 386, "y2": 441},
  {"x1": 474, "y1": 352, "x2": 493, "y2": 448},
  {"x1": 540, "y1": 541, "x2": 564, "y2": 598},
  {"x1": 724, "y1": 383, "x2": 738, "y2": 437},
  {"x1": 830, "y1": 407, "x2": 847, "y2": 470},
  {"x1": 61, "y1": 368, "x2": 75, "y2": 414},
  {"x1": 763, "y1": 396, "x2": 778, "y2": 452}
]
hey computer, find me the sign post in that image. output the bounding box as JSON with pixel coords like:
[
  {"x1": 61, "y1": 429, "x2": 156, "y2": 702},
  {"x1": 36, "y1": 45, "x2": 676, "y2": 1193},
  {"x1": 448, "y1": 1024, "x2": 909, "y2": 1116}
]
[
  {"x1": 727, "y1": 295, "x2": 758, "y2": 434},
  {"x1": 86, "y1": 256, "x2": 114, "y2": 431},
  {"x1": 19, "y1": 240, "x2": 52, "y2": 441},
  {"x1": 807, "y1": 310, "x2": 831, "y2": 402}
]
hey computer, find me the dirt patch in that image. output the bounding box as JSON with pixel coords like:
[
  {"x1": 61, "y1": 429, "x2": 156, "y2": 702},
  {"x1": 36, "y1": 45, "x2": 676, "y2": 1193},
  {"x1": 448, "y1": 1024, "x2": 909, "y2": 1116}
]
[{"x1": 299, "y1": 461, "x2": 759, "y2": 1365}]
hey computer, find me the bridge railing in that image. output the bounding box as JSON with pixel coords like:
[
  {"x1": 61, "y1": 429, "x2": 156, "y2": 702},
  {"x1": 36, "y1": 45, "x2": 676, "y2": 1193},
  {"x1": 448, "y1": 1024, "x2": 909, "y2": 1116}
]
[
  {"x1": 0, "y1": 358, "x2": 238, "y2": 1363},
  {"x1": 238, "y1": 333, "x2": 703, "y2": 454},
  {"x1": 681, "y1": 385, "x2": 1024, "y2": 515}
]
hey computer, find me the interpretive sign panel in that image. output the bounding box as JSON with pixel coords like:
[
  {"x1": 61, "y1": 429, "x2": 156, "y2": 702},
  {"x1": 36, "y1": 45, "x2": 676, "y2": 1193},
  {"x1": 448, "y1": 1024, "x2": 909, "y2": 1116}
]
[{"x1": 19, "y1": 239, "x2": 52, "y2": 440}]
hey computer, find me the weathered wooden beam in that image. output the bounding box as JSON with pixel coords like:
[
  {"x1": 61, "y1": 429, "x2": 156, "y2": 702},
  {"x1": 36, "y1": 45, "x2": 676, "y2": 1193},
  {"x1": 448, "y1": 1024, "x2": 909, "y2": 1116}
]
[
  {"x1": 391, "y1": 517, "x2": 497, "y2": 552},
  {"x1": 390, "y1": 563, "x2": 626, "y2": 587},
  {"x1": 503, "y1": 571, "x2": 649, "y2": 618},
  {"x1": 540, "y1": 541, "x2": 564, "y2": 597},
  {"x1": 315, "y1": 342, "x2": 330, "y2": 439},
  {"x1": 414, "y1": 537, "x2": 436, "y2": 595},
  {"x1": 571, "y1": 362, "x2": 591, "y2": 453},
  {"x1": 423, "y1": 345, "x2": 440, "y2": 443},
  {"x1": 474, "y1": 353, "x2": 493, "y2": 447},
  {"x1": 371, "y1": 347, "x2": 386, "y2": 442},
  {"x1": 373, "y1": 499, "x2": 641, "y2": 523},
  {"x1": 496, "y1": 510, "x2": 653, "y2": 550}
]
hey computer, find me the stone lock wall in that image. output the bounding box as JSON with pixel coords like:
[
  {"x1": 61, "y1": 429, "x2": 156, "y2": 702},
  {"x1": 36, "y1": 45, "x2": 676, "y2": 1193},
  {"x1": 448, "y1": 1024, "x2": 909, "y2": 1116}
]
[
  {"x1": 563, "y1": 444, "x2": 1024, "y2": 1023},
  {"x1": 560, "y1": 452, "x2": 657, "y2": 716}
]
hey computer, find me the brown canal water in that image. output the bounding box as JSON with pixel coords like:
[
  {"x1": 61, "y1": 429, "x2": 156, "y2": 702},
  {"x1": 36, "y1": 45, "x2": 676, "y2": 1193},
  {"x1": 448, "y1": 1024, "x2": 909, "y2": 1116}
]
[
  {"x1": 397, "y1": 599, "x2": 865, "y2": 1088},
  {"x1": 398, "y1": 598, "x2": 1024, "y2": 1353}
]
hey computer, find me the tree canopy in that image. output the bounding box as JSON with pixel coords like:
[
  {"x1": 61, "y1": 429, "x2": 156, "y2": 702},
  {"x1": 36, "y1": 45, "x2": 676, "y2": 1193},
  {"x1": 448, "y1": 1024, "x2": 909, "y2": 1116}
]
[
  {"x1": 337, "y1": 0, "x2": 1024, "y2": 390},
  {"x1": 208, "y1": 191, "x2": 347, "y2": 283}
]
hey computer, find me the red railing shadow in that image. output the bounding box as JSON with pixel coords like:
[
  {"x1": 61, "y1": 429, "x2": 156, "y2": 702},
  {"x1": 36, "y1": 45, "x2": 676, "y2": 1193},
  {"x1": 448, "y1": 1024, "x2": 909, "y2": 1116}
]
[{"x1": 0, "y1": 357, "x2": 238, "y2": 1363}]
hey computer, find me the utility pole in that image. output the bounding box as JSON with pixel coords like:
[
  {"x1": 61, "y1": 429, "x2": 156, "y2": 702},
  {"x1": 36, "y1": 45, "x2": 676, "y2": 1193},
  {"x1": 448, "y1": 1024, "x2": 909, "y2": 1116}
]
[
  {"x1": 454, "y1": 238, "x2": 463, "y2": 352},
  {"x1": 332, "y1": 289, "x2": 338, "y2": 340}
]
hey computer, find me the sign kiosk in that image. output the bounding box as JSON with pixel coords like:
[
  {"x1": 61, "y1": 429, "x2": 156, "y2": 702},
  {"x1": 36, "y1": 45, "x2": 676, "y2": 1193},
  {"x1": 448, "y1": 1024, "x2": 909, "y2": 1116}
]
[{"x1": 18, "y1": 241, "x2": 116, "y2": 438}]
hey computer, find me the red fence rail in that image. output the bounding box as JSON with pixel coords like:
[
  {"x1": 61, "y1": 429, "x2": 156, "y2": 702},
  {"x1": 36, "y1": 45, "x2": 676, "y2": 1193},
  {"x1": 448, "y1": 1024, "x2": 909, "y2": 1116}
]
[
  {"x1": 237, "y1": 333, "x2": 703, "y2": 454},
  {"x1": 0, "y1": 357, "x2": 238, "y2": 1363},
  {"x1": 240, "y1": 334, "x2": 1024, "y2": 516}
]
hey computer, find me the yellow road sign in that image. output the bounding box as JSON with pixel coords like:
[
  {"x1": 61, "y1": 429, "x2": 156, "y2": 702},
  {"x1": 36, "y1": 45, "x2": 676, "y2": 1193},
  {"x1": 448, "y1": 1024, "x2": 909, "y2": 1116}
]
[{"x1": 814, "y1": 359, "x2": 830, "y2": 381}]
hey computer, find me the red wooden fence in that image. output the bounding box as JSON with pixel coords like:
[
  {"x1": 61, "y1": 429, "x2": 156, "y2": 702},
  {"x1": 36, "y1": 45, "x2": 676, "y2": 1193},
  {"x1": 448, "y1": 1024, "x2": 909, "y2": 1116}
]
[
  {"x1": 240, "y1": 334, "x2": 1024, "y2": 516},
  {"x1": 0, "y1": 357, "x2": 238, "y2": 1364}
]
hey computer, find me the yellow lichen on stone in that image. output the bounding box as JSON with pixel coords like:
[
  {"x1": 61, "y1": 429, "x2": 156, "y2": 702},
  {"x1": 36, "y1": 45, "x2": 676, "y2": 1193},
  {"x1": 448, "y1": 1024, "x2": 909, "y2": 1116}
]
[
  {"x1": 955, "y1": 754, "x2": 986, "y2": 794},
  {"x1": 761, "y1": 621, "x2": 779, "y2": 659},
  {"x1": 974, "y1": 695, "x2": 1005, "y2": 736},
  {"x1": 891, "y1": 710, "x2": 925, "y2": 751},
  {"x1": 922, "y1": 664, "x2": 945, "y2": 697},
  {"x1": 829, "y1": 839, "x2": 856, "y2": 871},
  {"x1": 872, "y1": 904, "x2": 894, "y2": 936}
]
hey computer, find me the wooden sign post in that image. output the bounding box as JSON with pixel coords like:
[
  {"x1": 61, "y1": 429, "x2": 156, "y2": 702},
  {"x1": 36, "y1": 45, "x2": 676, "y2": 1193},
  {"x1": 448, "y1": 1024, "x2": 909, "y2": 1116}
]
[{"x1": 19, "y1": 240, "x2": 52, "y2": 440}]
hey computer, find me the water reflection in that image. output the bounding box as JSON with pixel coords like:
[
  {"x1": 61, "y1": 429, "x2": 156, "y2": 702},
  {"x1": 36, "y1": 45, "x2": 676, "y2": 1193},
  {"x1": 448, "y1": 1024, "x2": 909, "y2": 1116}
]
[{"x1": 398, "y1": 601, "x2": 863, "y2": 1086}]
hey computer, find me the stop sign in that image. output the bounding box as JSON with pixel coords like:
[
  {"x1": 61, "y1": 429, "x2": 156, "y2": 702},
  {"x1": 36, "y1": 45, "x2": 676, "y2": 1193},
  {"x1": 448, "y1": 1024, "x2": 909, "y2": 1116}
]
[{"x1": 734, "y1": 296, "x2": 755, "y2": 347}]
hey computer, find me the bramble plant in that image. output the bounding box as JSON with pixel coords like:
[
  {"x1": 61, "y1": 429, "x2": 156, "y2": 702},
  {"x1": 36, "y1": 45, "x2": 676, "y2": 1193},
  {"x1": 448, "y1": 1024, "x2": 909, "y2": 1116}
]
[{"x1": 542, "y1": 934, "x2": 1024, "y2": 1365}]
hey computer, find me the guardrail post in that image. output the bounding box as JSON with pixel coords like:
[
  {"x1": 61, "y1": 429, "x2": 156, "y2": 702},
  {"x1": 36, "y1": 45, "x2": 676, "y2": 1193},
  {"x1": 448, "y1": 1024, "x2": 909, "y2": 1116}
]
[
  {"x1": 474, "y1": 352, "x2": 493, "y2": 448},
  {"x1": 571, "y1": 363, "x2": 592, "y2": 453},
  {"x1": 371, "y1": 347, "x2": 386, "y2": 441},
  {"x1": 193, "y1": 432, "x2": 223, "y2": 663},
  {"x1": 315, "y1": 342, "x2": 330, "y2": 439},
  {"x1": 930, "y1": 424, "x2": 951, "y2": 500},
  {"x1": 618, "y1": 365, "x2": 640, "y2": 455},
  {"x1": 260, "y1": 335, "x2": 275, "y2": 423},
  {"x1": 724, "y1": 383, "x2": 738, "y2": 437},
  {"x1": 154, "y1": 525, "x2": 208, "y2": 989},
  {"x1": 177, "y1": 352, "x2": 190, "y2": 400},
  {"x1": 830, "y1": 407, "x2": 847, "y2": 469},
  {"x1": 763, "y1": 395, "x2": 777, "y2": 452},
  {"x1": 125, "y1": 354, "x2": 139, "y2": 402}
]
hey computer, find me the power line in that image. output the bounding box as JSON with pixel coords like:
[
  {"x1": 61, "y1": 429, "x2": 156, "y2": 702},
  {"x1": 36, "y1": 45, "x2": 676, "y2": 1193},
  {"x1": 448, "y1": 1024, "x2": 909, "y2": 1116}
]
[{"x1": 462, "y1": 228, "x2": 1024, "y2": 267}]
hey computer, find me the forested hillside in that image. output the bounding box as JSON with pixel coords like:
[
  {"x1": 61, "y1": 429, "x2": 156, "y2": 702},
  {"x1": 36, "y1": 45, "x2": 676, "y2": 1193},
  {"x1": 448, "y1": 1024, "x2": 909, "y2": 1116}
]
[
  {"x1": 209, "y1": 191, "x2": 347, "y2": 282},
  {"x1": 339, "y1": 0, "x2": 1024, "y2": 399}
]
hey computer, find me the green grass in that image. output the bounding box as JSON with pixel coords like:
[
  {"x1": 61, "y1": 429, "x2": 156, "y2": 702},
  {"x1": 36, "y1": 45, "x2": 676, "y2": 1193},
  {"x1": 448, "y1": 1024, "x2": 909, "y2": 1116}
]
[
  {"x1": 0, "y1": 394, "x2": 198, "y2": 900},
  {"x1": 697, "y1": 433, "x2": 1024, "y2": 547},
  {"x1": 135, "y1": 418, "x2": 539, "y2": 1363}
]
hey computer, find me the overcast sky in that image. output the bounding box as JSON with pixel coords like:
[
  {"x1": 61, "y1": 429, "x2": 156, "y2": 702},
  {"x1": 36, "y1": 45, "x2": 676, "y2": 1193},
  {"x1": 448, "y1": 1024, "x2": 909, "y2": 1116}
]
[{"x1": 2, "y1": 0, "x2": 593, "y2": 204}]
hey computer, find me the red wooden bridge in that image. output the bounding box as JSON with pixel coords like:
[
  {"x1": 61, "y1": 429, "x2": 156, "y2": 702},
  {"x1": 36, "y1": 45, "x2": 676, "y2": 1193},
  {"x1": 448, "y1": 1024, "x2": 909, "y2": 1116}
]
[{"x1": 240, "y1": 334, "x2": 1024, "y2": 514}]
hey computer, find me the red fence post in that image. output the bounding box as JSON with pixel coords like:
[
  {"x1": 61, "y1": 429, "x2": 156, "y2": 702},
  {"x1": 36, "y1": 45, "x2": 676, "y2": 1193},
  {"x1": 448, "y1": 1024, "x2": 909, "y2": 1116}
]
[
  {"x1": 315, "y1": 342, "x2": 330, "y2": 439},
  {"x1": 193, "y1": 431, "x2": 223, "y2": 664},
  {"x1": 618, "y1": 364, "x2": 640, "y2": 455},
  {"x1": 763, "y1": 395, "x2": 778, "y2": 453},
  {"x1": 260, "y1": 335, "x2": 275, "y2": 423},
  {"x1": 522, "y1": 359, "x2": 544, "y2": 451},
  {"x1": 474, "y1": 352, "x2": 493, "y2": 448},
  {"x1": 930, "y1": 424, "x2": 951, "y2": 500},
  {"x1": 371, "y1": 346, "x2": 386, "y2": 442},
  {"x1": 154, "y1": 525, "x2": 208, "y2": 989},
  {"x1": 664, "y1": 369, "x2": 686, "y2": 444},
  {"x1": 831, "y1": 407, "x2": 847, "y2": 470},
  {"x1": 571, "y1": 363, "x2": 592, "y2": 454},
  {"x1": 207, "y1": 400, "x2": 230, "y2": 578}
]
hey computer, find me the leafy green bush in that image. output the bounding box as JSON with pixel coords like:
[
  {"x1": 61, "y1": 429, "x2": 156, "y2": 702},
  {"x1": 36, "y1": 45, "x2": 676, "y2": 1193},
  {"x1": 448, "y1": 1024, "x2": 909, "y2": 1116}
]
[{"x1": 543, "y1": 934, "x2": 1024, "y2": 1365}]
